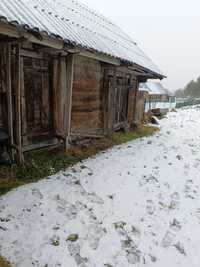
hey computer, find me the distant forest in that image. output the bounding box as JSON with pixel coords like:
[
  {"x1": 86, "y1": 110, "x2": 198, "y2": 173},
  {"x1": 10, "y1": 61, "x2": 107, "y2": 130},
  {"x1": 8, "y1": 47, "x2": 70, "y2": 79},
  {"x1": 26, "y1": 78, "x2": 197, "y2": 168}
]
[{"x1": 175, "y1": 77, "x2": 200, "y2": 98}]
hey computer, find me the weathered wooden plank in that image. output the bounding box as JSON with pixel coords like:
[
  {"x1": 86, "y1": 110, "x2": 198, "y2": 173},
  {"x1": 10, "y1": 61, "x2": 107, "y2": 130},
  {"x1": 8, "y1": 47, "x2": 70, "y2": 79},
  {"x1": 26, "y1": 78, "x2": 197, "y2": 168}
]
[
  {"x1": 15, "y1": 44, "x2": 24, "y2": 163},
  {"x1": 60, "y1": 56, "x2": 67, "y2": 133},
  {"x1": 6, "y1": 44, "x2": 14, "y2": 150},
  {"x1": 21, "y1": 49, "x2": 44, "y2": 59},
  {"x1": 64, "y1": 54, "x2": 74, "y2": 150},
  {"x1": 71, "y1": 56, "x2": 104, "y2": 133},
  {"x1": 108, "y1": 67, "x2": 117, "y2": 135},
  {"x1": 133, "y1": 80, "x2": 139, "y2": 124},
  {"x1": 0, "y1": 23, "x2": 65, "y2": 50},
  {"x1": 79, "y1": 50, "x2": 120, "y2": 66},
  {"x1": 20, "y1": 57, "x2": 29, "y2": 146},
  {"x1": 52, "y1": 58, "x2": 60, "y2": 132}
]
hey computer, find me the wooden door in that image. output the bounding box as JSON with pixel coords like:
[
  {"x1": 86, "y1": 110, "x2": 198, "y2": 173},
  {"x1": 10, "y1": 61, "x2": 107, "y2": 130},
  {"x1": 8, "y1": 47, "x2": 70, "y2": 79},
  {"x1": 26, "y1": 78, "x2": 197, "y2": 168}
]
[
  {"x1": 113, "y1": 76, "x2": 129, "y2": 129},
  {"x1": 23, "y1": 57, "x2": 53, "y2": 144},
  {"x1": 103, "y1": 69, "x2": 129, "y2": 133}
]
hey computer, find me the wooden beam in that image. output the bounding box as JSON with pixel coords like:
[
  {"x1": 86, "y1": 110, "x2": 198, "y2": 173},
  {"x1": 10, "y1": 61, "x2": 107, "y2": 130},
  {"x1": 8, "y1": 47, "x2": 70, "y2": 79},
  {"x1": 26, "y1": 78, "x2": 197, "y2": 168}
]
[
  {"x1": 6, "y1": 44, "x2": 14, "y2": 160},
  {"x1": 20, "y1": 57, "x2": 28, "y2": 147},
  {"x1": 79, "y1": 50, "x2": 120, "y2": 66},
  {"x1": 0, "y1": 23, "x2": 64, "y2": 50},
  {"x1": 15, "y1": 44, "x2": 23, "y2": 164},
  {"x1": 64, "y1": 54, "x2": 74, "y2": 150},
  {"x1": 133, "y1": 80, "x2": 139, "y2": 124},
  {"x1": 102, "y1": 68, "x2": 109, "y2": 135},
  {"x1": 107, "y1": 67, "x2": 117, "y2": 135},
  {"x1": 60, "y1": 56, "x2": 67, "y2": 135},
  {"x1": 21, "y1": 49, "x2": 44, "y2": 59},
  {"x1": 52, "y1": 58, "x2": 60, "y2": 132}
]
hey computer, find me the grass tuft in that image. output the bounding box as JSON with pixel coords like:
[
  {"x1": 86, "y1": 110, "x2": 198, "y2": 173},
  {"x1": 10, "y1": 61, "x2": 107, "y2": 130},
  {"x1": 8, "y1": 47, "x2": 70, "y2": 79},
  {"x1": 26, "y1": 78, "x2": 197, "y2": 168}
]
[
  {"x1": 0, "y1": 126, "x2": 158, "y2": 196},
  {"x1": 0, "y1": 257, "x2": 11, "y2": 267}
]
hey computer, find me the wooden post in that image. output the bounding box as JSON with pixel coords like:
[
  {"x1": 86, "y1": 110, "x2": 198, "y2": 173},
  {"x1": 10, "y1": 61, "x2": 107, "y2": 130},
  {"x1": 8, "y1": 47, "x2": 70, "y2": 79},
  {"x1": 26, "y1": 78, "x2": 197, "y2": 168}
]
[
  {"x1": 60, "y1": 56, "x2": 67, "y2": 134},
  {"x1": 53, "y1": 58, "x2": 58, "y2": 131},
  {"x1": 103, "y1": 68, "x2": 109, "y2": 135},
  {"x1": 53, "y1": 57, "x2": 63, "y2": 135},
  {"x1": 108, "y1": 67, "x2": 117, "y2": 135},
  {"x1": 133, "y1": 80, "x2": 139, "y2": 123},
  {"x1": 6, "y1": 44, "x2": 14, "y2": 160},
  {"x1": 20, "y1": 56, "x2": 28, "y2": 147},
  {"x1": 15, "y1": 44, "x2": 23, "y2": 164},
  {"x1": 64, "y1": 54, "x2": 74, "y2": 151},
  {"x1": 127, "y1": 78, "x2": 137, "y2": 125}
]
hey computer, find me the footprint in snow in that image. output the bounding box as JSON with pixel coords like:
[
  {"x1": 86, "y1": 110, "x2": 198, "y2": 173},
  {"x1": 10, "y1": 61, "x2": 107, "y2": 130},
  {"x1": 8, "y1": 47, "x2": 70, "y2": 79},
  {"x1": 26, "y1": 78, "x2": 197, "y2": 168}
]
[
  {"x1": 87, "y1": 223, "x2": 106, "y2": 250},
  {"x1": 55, "y1": 198, "x2": 78, "y2": 220},
  {"x1": 32, "y1": 188, "x2": 43, "y2": 199},
  {"x1": 184, "y1": 180, "x2": 199, "y2": 200},
  {"x1": 169, "y1": 192, "x2": 180, "y2": 210},
  {"x1": 113, "y1": 222, "x2": 143, "y2": 264},
  {"x1": 193, "y1": 159, "x2": 200, "y2": 168},
  {"x1": 86, "y1": 192, "x2": 104, "y2": 205},
  {"x1": 67, "y1": 239, "x2": 89, "y2": 266},
  {"x1": 176, "y1": 155, "x2": 183, "y2": 161},
  {"x1": 146, "y1": 200, "x2": 156, "y2": 215},
  {"x1": 174, "y1": 242, "x2": 187, "y2": 256},
  {"x1": 139, "y1": 174, "x2": 159, "y2": 186},
  {"x1": 184, "y1": 163, "x2": 190, "y2": 172},
  {"x1": 162, "y1": 219, "x2": 182, "y2": 248},
  {"x1": 195, "y1": 208, "x2": 200, "y2": 223},
  {"x1": 78, "y1": 186, "x2": 104, "y2": 205},
  {"x1": 192, "y1": 149, "x2": 199, "y2": 156}
]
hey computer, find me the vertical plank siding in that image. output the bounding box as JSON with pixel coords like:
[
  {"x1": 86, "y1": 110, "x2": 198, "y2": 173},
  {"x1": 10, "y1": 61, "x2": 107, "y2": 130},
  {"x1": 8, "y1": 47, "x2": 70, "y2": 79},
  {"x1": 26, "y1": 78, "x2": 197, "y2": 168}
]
[
  {"x1": 71, "y1": 55, "x2": 103, "y2": 136},
  {"x1": 23, "y1": 56, "x2": 53, "y2": 144},
  {"x1": 6, "y1": 44, "x2": 14, "y2": 150},
  {"x1": 103, "y1": 67, "x2": 139, "y2": 133},
  {"x1": 15, "y1": 44, "x2": 23, "y2": 163},
  {"x1": 0, "y1": 39, "x2": 141, "y2": 163},
  {"x1": 0, "y1": 44, "x2": 8, "y2": 129},
  {"x1": 64, "y1": 54, "x2": 74, "y2": 149}
]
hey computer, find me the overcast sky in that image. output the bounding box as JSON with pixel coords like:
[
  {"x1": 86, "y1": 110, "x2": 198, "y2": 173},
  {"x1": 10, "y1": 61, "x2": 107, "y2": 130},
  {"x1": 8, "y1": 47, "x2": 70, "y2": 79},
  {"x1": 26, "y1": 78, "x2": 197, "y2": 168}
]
[{"x1": 81, "y1": 0, "x2": 200, "y2": 91}]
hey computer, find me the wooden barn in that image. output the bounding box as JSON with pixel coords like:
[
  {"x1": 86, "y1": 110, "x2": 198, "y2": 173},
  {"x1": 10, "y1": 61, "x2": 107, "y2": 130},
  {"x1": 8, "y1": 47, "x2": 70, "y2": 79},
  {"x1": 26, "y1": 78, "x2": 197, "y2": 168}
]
[{"x1": 0, "y1": 0, "x2": 165, "y2": 163}]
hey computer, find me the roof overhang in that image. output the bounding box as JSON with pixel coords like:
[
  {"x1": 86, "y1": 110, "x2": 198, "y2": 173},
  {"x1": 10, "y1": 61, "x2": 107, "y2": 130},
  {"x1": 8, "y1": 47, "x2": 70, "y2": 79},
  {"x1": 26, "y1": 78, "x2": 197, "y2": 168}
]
[{"x1": 0, "y1": 21, "x2": 166, "y2": 79}]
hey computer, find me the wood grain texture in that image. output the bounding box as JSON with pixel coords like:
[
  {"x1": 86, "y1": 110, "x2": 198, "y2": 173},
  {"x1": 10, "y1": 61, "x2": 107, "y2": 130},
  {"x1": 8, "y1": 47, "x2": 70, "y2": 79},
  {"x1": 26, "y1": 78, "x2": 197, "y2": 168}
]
[{"x1": 71, "y1": 55, "x2": 103, "y2": 132}]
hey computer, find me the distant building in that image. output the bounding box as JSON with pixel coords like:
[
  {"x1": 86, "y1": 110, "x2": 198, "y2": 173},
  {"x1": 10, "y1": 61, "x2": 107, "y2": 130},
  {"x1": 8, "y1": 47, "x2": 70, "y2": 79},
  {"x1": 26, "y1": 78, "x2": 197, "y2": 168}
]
[{"x1": 139, "y1": 82, "x2": 176, "y2": 114}]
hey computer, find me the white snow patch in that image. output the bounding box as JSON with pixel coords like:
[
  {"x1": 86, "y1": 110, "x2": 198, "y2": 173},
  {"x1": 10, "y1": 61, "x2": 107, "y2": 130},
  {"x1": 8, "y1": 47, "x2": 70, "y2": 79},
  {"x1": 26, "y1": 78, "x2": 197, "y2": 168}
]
[{"x1": 1, "y1": 107, "x2": 200, "y2": 267}]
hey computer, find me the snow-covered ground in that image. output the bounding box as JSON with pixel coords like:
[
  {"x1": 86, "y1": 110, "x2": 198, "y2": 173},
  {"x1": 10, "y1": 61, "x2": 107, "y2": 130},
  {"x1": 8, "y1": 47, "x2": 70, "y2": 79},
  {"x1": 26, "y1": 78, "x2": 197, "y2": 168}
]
[{"x1": 1, "y1": 107, "x2": 200, "y2": 267}]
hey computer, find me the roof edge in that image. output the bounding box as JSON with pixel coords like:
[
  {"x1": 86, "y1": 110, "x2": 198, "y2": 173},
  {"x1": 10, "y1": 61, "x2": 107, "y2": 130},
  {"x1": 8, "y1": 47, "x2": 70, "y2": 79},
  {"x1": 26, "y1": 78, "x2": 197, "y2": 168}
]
[{"x1": 0, "y1": 21, "x2": 165, "y2": 79}]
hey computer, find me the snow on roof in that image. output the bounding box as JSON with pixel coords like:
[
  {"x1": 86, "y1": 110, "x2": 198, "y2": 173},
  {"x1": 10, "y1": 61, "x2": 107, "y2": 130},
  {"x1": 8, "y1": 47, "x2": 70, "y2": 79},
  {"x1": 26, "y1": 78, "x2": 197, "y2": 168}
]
[
  {"x1": 0, "y1": 0, "x2": 164, "y2": 76},
  {"x1": 140, "y1": 81, "x2": 170, "y2": 95}
]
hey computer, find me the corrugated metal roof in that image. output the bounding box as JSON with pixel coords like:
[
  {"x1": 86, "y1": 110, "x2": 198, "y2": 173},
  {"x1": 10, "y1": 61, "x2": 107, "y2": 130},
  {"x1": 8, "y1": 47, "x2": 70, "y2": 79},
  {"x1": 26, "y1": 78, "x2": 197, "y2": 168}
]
[
  {"x1": 140, "y1": 81, "x2": 170, "y2": 95},
  {"x1": 0, "y1": 0, "x2": 164, "y2": 76}
]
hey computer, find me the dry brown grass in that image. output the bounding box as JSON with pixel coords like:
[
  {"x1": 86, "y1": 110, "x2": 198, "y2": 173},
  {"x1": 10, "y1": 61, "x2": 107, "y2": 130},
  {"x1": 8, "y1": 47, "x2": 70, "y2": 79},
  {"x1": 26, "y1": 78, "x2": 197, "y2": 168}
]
[
  {"x1": 0, "y1": 256, "x2": 11, "y2": 267},
  {"x1": 0, "y1": 126, "x2": 158, "y2": 196}
]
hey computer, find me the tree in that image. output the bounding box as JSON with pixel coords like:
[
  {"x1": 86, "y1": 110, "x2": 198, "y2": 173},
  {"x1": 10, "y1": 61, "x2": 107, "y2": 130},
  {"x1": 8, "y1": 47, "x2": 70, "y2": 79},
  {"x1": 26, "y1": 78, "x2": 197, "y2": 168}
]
[{"x1": 175, "y1": 77, "x2": 200, "y2": 98}]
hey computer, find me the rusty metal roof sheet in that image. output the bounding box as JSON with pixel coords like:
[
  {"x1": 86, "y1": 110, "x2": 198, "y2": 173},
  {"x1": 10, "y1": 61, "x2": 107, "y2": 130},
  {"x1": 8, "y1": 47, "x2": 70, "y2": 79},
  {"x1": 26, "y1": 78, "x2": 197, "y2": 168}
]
[{"x1": 0, "y1": 0, "x2": 164, "y2": 76}]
